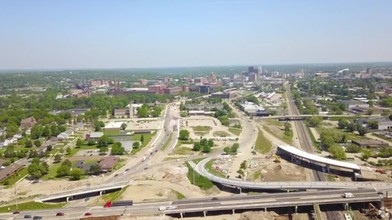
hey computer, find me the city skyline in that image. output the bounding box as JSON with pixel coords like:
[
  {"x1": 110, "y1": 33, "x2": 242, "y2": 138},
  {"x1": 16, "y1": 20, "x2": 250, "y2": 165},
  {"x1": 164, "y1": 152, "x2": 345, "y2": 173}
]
[{"x1": 1, "y1": 0, "x2": 392, "y2": 69}]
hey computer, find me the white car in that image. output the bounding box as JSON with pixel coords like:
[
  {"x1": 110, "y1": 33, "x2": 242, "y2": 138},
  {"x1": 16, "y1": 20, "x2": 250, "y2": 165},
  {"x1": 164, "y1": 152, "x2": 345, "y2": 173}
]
[{"x1": 166, "y1": 205, "x2": 177, "y2": 210}]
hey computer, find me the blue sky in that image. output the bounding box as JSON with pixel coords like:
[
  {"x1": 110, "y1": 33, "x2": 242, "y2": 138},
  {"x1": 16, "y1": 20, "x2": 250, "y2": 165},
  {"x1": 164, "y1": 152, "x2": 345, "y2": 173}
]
[{"x1": 0, "y1": 0, "x2": 391, "y2": 69}]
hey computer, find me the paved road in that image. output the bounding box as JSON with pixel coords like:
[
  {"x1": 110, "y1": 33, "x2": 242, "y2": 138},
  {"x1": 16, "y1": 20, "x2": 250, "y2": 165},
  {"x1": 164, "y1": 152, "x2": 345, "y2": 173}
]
[
  {"x1": 191, "y1": 157, "x2": 391, "y2": 190},
  {"x1": 1, "y1": 189, "x2": 381, "y2": 220},
  {"x1": 285, "y1": 82, "x2": 340, "y2": 220}
]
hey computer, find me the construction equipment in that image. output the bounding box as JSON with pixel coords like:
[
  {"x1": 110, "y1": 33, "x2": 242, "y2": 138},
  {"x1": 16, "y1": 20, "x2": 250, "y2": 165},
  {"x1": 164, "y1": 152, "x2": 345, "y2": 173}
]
[{"x1": 273, "y1": 153, "x2": 281, "y2": 163}]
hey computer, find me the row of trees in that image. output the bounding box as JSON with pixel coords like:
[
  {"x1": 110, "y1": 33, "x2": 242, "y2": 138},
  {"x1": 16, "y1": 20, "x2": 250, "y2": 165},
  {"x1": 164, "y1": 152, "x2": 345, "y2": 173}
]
[
  {"x1": 337, "y1": 119, "x2": 368, "y2": 136},
  {"x1": 137, "y1": 104, "x2": 163, "y2": 118},
  {"x1": 223, "y1": 143, "x2": 239, "y2": 155},
  {"x1": 193, "y1": 138, "x2": 214, "y2": 153}
]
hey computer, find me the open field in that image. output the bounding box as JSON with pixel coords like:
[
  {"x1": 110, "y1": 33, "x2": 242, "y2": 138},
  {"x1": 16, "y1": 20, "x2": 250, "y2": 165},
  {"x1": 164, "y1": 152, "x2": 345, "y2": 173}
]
[
  {"x1": 255, "y1": 129, "x2": 272, "y2": 154},
  {"x1": 228, "y1": 127, "x2": 242, "y2": 136},
  {"x1": 0, "y1": 201, "x2": 66, "y2": 213}
]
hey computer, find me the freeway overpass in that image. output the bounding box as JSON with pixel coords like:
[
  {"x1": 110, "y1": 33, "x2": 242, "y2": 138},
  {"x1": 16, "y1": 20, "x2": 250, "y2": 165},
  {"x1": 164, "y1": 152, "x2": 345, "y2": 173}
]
[
  {"x1": 37, "y1": 181, "x2": 130, "y2": 202},
  {"x1": 4, "y1": 189, "x2": 383, "y2": 219},
  {"x1": 257, "y1": 114, "x2": 369, "y2": 121},
  {"x1": 191, "y1": 158, "x2": 390, "y2": 191},
  {"x1": 165, "y1": 188, "x2": 382, "y2": 218}
]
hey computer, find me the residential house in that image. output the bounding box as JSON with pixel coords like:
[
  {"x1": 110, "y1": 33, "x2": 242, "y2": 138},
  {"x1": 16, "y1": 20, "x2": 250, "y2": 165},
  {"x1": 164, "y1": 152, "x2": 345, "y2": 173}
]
[
  {"x1": 86, "y1": 132, "x2": 104, "y2": 140},
  {"x1": 99, "y1": 156, "x2": 119, "y2": 173},
  {"x1": 378, "y1": 119, "x2": 392, "y2": 131},
  {"x1": 20, "y1": 117, "x2": 37, "y2": 130},
  {"x1": 113, "y1": 109, "x2": 130, "y2": 118}
]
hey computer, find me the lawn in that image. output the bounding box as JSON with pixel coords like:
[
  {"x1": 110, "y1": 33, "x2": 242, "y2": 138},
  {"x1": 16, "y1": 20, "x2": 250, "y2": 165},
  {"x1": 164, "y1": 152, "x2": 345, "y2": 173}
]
[
  {"x1": 42, "y1": 163, "x2": 62, "y2": 180},
  {"x1": 175, "y1": 147, "x2": 193, "y2": 155},
  {"x1": 205, "y1": 159, "x2": 225, "y2": 177},
  {"x1": 228, "y1": 127, "x2": 242, "y2": 136},
  {"x1": 65, "y1": 148, "x2": 79, "y2": 157},
  {"x1": 248, "y1": 170, "x2": 262, "y2": 181},
  {"x1": 174, "y1": 190, "x2": 186, "y2": 200},
  {"x1": 161, "y1": 132, "x2": 173, "y2": 151},
  {"x1": 0, "y1": 201, "x2": 66, "y2": 213},
  {"x1": 78, "y1": 144, "x2": 99, "y2": 150},
  {"x1": 191, "y1": 126, "x2": 212, "y2": 132},
  {"x1": 255, "y1": 129, "x2": 272, "y2": 154},
  {"x1": 103, "y1": 129, "x2": 121, "y2": 136},
  {"x1": 0, "y1": 168, "x2": 28, "y2": 187},
  {"x1": 213, "y1": 131, "x2": 230, "y2": 137},
  {"x1": 100, "y1": 186, "x2": 128, "y2": 203},
  {"x1": 131, "y1": 132, "x2": 155, "y2": 154},
  {"x1": 186, "y1": 162, "x2": 214, "y2": 190}
]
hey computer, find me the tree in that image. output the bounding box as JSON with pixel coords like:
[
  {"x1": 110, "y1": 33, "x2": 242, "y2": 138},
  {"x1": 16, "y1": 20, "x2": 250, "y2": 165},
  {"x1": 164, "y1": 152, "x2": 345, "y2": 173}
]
[
  {"x1": 31, "y1": 125, "x2": 43, "y2": 139},
  {"x1": 231, "y1": 143, "x2": 239, "y2": 154},
  {"x1": 140, "y1": 135, "x2": 145, "y2": 143},
  {"x1": 25, "y1": 140, "x2": 33, "y2": 148},
  {"x1": 346, "y1": 122, "x2": 357, "y2": 132},
  {"x1": 132, "y1": 142, "x2": 140, "y2": 148},
  {"x1": 54, "y1": 154, "x2": 62, "y2": 163},
  {"x1": 100, "y1": 147, "x2": 108, "y2": 155},
  {"x1": 76, "y1": 138, "x2": 83, "y2": 148},
  {"x1": 70, "y1": 168, "x2": 83, "y2": 180},
  {"x1": 42, "y1": 126, "x2": 51, "y2": 138},
  {"x1": 284, "y1": 122, "x2": 291, "y2": 132},
  {"x1": 366, "y1": 108, "x2": 374, "y2": 116},
  {"x1": 97, "y1": 135, "x2": 113, "y2": 147},
  {"x1": 320, "y1": 135, "x2": 335, "y2": 150},
  {"x1": 62, "y1": 159, "x2": 72, "y2": 167},
  {"x1": 361, "y1": 149, "x2": 372, "y2": 161},
  {"x1": 223, "y1": 147, "x2": 231, "y2": 154},
  {"x1": 34, "y1": 140, "x2": 41, "y2": 147},
  {"x1": 240, "y1": 160, "x2": 247, "y2": 170},
  {"x1": 192, "y1": 142, "x2": 201, "y2": 151},
  {"x1": 329, "y1": 145, "x2": 347, "y2": 160},
  {"x1": 137, "y1": 104, "x2": 150, "y2": 118},
  {"x1": 121, "y1": 123, "x2": 127, "y2": 130},
  {"x1": 27, "y1": 159, "x2": 48, "y2": 179},
  {"x1": 357, "y1": 125, "x2": 368, "y2": 136},
  {"x1": 200, "y1": 138, "x2": 208, "y2": 147},
  {"x1": 56, "y1": 164, "x2": 71, "y2": 177},
  {"x1": 87, "y1": 140, "x2": 96, "y2": 146},
  {"x1": 207, "y1": 139, "x2": 214, "y2": 147},
  {"x1": 179, "y1": 130, "x2": 190, "y2": 141},
  {"x1": 111, "y1": 142, "x2": 125, "y2": 155},
  {"x1": 66, "y1": 147, "x2": 71, "y2": 155},
  {"x1": 89, "y1": 164, "x2": 102, "y2": 175},
  {"x1": 337, "y1": 119, "x2": 349, "y2": 129},
  {"x1": 381, "y1": 109, "x2": 391, "y2": 116},
  {"x1": 202, "y1": 144, "x2": 211, "y2": 153},
  {"x1": 368, "y1": 120, "x2": 378, "y2": 129},
  {"x1": 307, "y1": 116, "x2": 322, "y2": 127}
]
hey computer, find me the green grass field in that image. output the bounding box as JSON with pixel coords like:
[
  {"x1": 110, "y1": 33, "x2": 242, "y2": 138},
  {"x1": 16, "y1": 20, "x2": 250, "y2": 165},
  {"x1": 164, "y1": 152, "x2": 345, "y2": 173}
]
[
  {"x1": 103, "y1": 129, "x2": 121, "y2": 136},
  {"x1": 228, "y1": 127, "x2": 242, "y2": 136},
  {"x1": 41, "y1": 163, "x2": 62, "y2": 180},
  {"x1": 213, "y1": 131, "x2": 230, "y2": 137},
  {"x1": 186, "y1": 162, "x2": 214, "y2": 190},
  {"x1": 0, "y1": 168, "x2": 28, "y2": 187},
  {"x1": 205, "y1": 159, "x2": 226, "y2": 177},
  {"x1": 255, "y1": 129, "x2": 272, "y2": 154},
  {"x1": 131, "y1": 132, "x2": 155, "y2": 154},
  {"x1": 0, "y1": 201, "x2": 66, "y2": 213}
]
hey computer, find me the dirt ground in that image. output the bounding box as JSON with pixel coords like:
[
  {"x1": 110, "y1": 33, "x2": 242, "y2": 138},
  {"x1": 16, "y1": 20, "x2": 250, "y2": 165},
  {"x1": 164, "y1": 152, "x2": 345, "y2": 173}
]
[{"x1": 247, "y1": 159, "x2": 308, "y2": 182}]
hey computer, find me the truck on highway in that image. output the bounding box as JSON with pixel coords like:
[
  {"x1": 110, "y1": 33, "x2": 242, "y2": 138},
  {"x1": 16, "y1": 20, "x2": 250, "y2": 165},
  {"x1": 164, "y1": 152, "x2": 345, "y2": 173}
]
[
  {"x1": 104, "y1": 200, "x2": 133, "y2": 208},
  {"x1": 343, "y1": 192, "x2": 354, "y2": 198}
]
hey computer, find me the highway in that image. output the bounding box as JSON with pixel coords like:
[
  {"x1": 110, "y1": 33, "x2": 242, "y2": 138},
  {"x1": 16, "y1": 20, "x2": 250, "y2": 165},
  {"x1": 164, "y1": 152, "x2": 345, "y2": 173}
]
[
  {"x1": 191, "y1": 157, "x2": 390, "y2": 191},
  {"x1": 285, "y1": 82, "x2": 340, "y2": 219},
  {"x1": 1, "y1": 189, "x2": 381, "y2": 220}
]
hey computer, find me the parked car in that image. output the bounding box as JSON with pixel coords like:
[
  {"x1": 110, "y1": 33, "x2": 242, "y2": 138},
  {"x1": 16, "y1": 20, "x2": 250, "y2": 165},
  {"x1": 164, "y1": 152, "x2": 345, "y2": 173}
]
[
  {"x1": 12, "y1": 211, "x2": 20, "y2": 214},
  {"x1": 33, "y1": 216, "x2": 42, "y2": 220},
  {"x1": 84, "y1": 212, "x2": 92, "y2": 216},
  {"x1": 23, "y1": 214, "x2": 32, "y2": 218}
]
